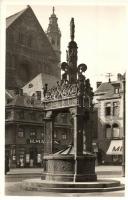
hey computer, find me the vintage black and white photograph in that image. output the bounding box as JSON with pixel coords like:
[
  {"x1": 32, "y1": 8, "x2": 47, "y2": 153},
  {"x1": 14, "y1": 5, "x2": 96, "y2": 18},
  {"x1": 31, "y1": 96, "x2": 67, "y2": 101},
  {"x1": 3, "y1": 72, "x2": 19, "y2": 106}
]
[{"x1": 0, "y1": 0, "x2": 127, "y2": 198}]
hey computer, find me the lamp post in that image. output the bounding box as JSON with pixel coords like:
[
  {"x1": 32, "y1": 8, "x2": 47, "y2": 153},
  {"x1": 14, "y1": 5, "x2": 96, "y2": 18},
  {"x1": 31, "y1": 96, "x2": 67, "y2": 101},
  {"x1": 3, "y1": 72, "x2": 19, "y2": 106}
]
[{"x1": 122, "y1": 73, "x2": 126, "y2": 177}]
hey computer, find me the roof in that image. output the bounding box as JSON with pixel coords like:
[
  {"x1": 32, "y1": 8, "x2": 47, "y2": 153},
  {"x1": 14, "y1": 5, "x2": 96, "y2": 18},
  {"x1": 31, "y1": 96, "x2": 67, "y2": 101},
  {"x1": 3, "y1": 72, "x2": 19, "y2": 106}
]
[
  {"x1": 95, "y1": 82, "x2": 114, "y2": 94},
  {"x1": 6, "y1": 6, "x2": 28, "y2": 29},
  {"x1": 94, "y1": 80, "x2": 122, "y2": 100},
  {"x1": 6, "y1": 94, "x2": 43, "y2": 108}
]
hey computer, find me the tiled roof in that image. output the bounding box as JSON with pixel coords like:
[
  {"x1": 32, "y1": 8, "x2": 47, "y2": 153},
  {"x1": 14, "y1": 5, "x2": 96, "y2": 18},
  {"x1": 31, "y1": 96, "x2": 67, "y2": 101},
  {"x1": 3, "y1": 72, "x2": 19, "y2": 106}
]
[
  {"x1": 6, "y1": 7, "x2": 28, "y2": 29},
  {"x1": 95, "y1": 82, "x2": 114, "y2": 94},
  {"x1": 94, "y1": 80, "x2": 122, "y2": 100},
  {"x1": 98, "y1": 90, "x2": 121, "y2": 100}
]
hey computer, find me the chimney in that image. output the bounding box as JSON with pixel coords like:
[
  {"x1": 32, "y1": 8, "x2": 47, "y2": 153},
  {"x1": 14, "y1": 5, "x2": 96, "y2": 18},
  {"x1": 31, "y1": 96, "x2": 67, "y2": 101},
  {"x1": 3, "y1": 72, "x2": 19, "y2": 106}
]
[
  {"x1": 36, "y1": 91, "x2": 41, "y2": 100},
  {"x1": 117, "y1": 73, "x2": 123, "y2": 81},
  {"x1": 96, "y1": 82, "x2": 102, "y2": 88}
]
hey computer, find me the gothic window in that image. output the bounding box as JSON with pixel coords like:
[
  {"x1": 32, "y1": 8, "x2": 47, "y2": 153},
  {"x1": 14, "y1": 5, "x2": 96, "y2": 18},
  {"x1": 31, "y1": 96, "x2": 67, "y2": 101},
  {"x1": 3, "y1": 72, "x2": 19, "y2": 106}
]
[
  {"x1": 112, "y1": 124, "x2": 120, "y2": 138},
  {"x1": 19, "y1": 32, "x2": 25, "y2": 45},
  {"x1": 105, "y1": 124, "x2": 111, "y2": 138},
  {"x1": 27, "y1": 35, "x2": 32, "y2": 47},
  {"x1": 105, "y1": 102, "x2": 111, "y2": 116},
  {"x1": 113, "y1": 102, "x2": 119, "y2": 116},
  {"x1": 18, "y1": 127, "x2": 24, "y2": 137}
]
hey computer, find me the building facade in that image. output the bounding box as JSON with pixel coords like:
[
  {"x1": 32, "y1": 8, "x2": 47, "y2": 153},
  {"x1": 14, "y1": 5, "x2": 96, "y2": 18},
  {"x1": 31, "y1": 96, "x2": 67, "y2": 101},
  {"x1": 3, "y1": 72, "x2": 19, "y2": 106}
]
[
  {"x1": 5, "y1": 5, "x2": 63, "y2": 168},
  {"x1": 93, "y1": 74, "x2": 124, "y2": 164},
  {"x1": 6, "y1": 5, "x2": 61, "y2": 89},
  {"x1": 5, "y1": 88, "x2": 73, "y2": 168}
]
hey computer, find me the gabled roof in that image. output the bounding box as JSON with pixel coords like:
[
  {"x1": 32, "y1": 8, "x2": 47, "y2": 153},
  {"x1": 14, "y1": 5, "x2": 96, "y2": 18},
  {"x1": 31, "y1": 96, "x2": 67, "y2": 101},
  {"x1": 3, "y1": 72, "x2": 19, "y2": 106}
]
[
  {"x1": 6, "y1": 6, "x2": 28, "y2": 29},
  {"x1": 94, "y1": 80, "x2": 122, "y2": 100},
  {"x1": 95, "y1": 82, "x2": 114, "y2": 95}
]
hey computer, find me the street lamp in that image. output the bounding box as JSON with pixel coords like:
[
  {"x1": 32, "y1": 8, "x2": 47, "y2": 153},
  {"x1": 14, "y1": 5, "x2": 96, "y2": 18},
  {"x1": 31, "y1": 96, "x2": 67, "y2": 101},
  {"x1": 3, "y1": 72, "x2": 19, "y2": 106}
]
[{"x1": 122, "y1": 73, "x2": 126, "y2": 177}]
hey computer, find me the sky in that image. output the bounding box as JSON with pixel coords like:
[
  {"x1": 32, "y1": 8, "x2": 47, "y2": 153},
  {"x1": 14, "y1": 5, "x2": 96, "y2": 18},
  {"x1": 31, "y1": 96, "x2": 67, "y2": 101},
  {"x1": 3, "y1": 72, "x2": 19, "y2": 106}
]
[{"x1": 2, "y1": 0, "x2": 128, "y2": 90}]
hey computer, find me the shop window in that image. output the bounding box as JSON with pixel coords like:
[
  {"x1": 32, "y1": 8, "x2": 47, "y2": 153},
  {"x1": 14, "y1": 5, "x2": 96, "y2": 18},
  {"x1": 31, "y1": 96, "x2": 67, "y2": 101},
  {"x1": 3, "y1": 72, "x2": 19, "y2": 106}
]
[
  {"x1": 17, "y1": 127, "x2": 24, "y2": 137},
  {"x1": 112, "y1": 123, "x2": 120, "y2": 138},
  {"x1": 112, "y1": 155, "x2": 122, "y2": 164},
  {"x1": 113, "y1": 102, "x2": 119, "y2": 116},
  {"x1": 26, "y1": 154, "x2": 30, "y2": 164},
  {"x1": 105, "y1": 124, "x2": 111, "y2": 138},
  {"x1": 105, "y1": 102, "x2": 111, "y2": 116},
  {"x1": 37, "y1": 154, "x2": 41, "y2": 163}
]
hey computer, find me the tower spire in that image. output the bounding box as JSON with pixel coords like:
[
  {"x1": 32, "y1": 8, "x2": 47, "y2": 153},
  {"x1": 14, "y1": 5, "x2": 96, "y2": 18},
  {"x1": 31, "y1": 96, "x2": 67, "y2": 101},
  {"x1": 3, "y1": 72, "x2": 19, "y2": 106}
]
[{"x1": 47, "y1": 7, "x2": 61, "y2": 62}]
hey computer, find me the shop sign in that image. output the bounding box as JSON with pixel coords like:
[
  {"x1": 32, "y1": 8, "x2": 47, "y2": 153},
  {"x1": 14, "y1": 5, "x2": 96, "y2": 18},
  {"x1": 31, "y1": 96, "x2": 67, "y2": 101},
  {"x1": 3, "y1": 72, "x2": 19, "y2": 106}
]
[
  {"x1": 106, "y1": 140, "x2": 123, "y2": 155},
  {"x1": 29, "y1": 139, "x2": 44, "y2": 144},
  {"x1": 112, "y1": 146, "x2": 123, "y2": 152}
]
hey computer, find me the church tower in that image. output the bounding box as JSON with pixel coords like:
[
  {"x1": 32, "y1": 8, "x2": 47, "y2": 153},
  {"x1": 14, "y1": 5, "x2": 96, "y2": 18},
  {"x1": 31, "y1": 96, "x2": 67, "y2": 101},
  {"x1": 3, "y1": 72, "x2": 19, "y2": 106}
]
[{"x1": 47, "y1": 7, "x2": 61, "y2": 62}]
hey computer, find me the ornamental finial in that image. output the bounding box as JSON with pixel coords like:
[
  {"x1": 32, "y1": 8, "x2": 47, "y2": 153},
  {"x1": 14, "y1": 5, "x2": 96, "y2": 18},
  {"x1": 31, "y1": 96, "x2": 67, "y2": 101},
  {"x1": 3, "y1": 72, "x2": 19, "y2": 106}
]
[
  {"x1": 70, "y1": 18, "x2": 75, "y2": 41},
  {"x1": 53, "y1": 6, "x2": 55, "y2": 14}
]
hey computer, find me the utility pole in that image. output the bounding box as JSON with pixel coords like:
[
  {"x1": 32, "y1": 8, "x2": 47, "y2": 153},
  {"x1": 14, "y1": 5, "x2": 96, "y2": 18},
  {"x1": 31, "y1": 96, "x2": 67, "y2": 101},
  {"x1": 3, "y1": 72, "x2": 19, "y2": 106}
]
[{"x1": 122, "y1": 73, "x2": 126, "y2": 177}]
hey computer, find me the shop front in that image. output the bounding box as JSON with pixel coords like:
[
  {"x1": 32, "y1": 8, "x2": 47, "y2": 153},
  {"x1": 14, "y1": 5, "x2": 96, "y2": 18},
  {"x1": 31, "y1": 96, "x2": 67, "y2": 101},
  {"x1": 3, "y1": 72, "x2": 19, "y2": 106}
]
[
  {"x1": 106, "y1": 140, "x2": 123, "y2": 164},
  {"x1": 16, "y1": 143, "x2": 44, "y2": 168}
]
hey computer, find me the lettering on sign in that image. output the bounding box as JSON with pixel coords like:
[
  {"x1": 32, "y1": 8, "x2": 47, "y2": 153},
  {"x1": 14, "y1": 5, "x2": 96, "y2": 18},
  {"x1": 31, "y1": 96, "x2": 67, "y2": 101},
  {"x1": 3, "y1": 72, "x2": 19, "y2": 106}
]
[
  {"x1": 29, "y1": 139, "x2": 44, "y2": 144},
  {"x1": 112, "y1": 146, "x2": 123, "y2": 152}
]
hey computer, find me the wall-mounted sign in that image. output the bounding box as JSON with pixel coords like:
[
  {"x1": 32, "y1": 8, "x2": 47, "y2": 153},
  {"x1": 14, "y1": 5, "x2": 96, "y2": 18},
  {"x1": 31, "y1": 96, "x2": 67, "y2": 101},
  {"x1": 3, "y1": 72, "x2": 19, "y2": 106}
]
[{"x1": 29, "y1": 139, "x2": 44, "y2": 144}]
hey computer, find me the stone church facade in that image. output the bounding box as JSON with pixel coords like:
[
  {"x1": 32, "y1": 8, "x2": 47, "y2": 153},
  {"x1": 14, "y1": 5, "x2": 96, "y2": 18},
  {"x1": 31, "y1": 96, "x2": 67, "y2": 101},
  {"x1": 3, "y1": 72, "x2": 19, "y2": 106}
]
[
  {"x1": 6, "y1": 5, "x2": 61, "y2": 89},
  {"x1": 5, "y1": 5, "x2": 63, "y2": 169}
]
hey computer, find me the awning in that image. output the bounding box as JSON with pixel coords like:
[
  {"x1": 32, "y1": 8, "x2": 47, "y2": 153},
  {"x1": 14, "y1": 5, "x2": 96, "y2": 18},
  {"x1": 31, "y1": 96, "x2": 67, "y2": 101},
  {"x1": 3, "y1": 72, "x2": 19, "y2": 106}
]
[{"x1": 106, "y1": 140, "x2": 123, "y2": 155}]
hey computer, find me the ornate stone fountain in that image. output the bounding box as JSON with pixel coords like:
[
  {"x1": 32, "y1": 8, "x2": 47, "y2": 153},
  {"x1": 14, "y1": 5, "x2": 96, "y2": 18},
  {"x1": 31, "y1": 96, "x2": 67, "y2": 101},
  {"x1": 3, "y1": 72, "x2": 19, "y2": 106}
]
[{"x1": 22, "y1": 18, "x2": 124, "y2": 193}]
